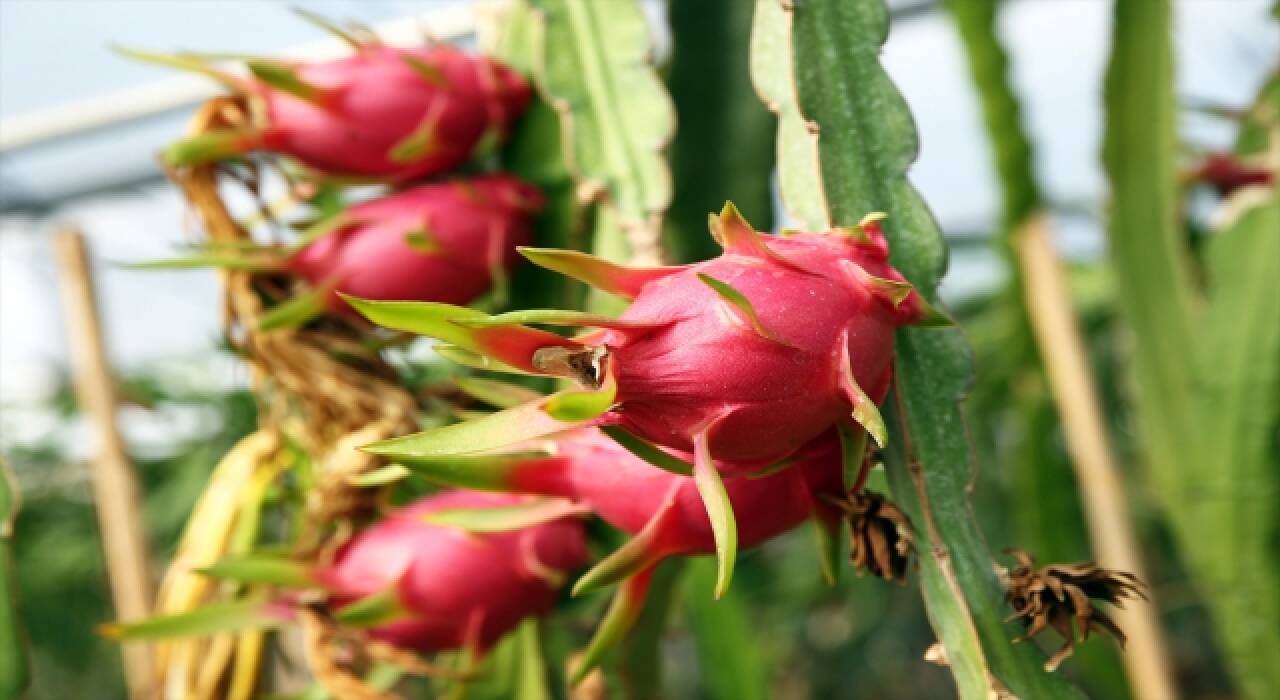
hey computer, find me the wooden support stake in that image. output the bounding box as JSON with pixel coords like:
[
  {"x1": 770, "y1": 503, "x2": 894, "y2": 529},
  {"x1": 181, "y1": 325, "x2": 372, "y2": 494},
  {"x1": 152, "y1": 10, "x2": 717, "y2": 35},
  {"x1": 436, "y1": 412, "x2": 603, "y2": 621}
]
[
  {"x1": 1015, "y1": 215, "x2": 1177, "y2": 700},
  {"x1": 52, "y1": 228, "x2": 156, "y2": 699}
]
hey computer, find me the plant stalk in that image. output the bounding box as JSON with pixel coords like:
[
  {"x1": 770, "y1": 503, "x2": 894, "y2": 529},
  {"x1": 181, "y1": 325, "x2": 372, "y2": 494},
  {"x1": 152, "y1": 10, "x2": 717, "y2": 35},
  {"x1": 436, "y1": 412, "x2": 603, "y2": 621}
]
[
  {"x1": 1014, "y1": 215, "x2": 1177, "y2": 700},
  {"x1": 53, "y1": 228, "x2": 157, "y2": 699}
]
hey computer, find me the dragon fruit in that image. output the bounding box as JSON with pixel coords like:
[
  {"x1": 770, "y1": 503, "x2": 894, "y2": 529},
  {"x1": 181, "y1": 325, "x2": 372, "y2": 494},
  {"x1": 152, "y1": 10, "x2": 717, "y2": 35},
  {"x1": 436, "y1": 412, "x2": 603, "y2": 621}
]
[
  {"x1": 349, "y1": 203, "x2": 943, "y2": 597},
  {"x1": 139, "y1": 174, "x2": 542, "y2": 322},
  {"x1": 1189, "y1": 153, "x2": 1274, "y2": 195},
  {"x1": 391, "y1": 427, "x2": 851, "y2": 681},
  {"x1": 124, "y1": 43, "x2": 529, "y2": 181},
  {"x1": 312, "y1": 490, "x2": 587, "y2": 654},
  {"x1": 288, "y1": 175, "x2": 542, "y2": 312}
]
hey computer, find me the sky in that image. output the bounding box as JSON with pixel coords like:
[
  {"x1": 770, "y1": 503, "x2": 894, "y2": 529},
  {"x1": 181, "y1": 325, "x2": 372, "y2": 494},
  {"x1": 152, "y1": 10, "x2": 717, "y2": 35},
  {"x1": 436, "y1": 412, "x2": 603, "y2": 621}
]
[{"x1": 0, "y1": 0, "x2": 1276, "y2": 431}]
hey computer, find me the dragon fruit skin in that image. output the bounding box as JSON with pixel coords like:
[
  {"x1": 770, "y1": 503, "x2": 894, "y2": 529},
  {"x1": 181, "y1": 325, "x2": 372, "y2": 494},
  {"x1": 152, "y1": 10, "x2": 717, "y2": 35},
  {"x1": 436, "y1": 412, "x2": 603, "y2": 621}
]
[
  {"x1": 507, "y1": 429, "x2": 847, "y2": 556},
  {"x1": 286, "y1": 175, "x2": 543, "y2": 312},
  {"x1": 258, "y1": 46, "x2": 528, "y2": 179},
  {"x1": 139, "y1": 43, "x2": 531, "y2": 180},
  {"x1": 576, "y1": 219, "x2": 919, "y2": 467},
  {"x1": 312, "y1": 490, "x2": 587, "y2": 654},
  {"x1": 542, "y1": 213, "x2": 921, "y2": 468}
]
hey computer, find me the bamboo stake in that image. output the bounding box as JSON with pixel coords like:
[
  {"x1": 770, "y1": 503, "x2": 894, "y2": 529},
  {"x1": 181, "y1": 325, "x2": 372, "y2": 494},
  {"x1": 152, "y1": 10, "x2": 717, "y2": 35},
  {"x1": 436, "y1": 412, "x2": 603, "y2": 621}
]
[
  {"x1": 52, "y1": 228, "x2": 156, "y2": 699},
  {"x1": 1014, "y1": 214, "x2": 1178, "y2": 700}
]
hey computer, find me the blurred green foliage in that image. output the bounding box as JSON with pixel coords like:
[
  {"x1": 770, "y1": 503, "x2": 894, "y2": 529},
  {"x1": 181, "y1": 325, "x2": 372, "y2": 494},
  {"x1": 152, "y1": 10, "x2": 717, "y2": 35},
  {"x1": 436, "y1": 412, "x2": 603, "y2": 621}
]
[{"x1": 2, "y1": 360, "x2": 257, "y2": 699}]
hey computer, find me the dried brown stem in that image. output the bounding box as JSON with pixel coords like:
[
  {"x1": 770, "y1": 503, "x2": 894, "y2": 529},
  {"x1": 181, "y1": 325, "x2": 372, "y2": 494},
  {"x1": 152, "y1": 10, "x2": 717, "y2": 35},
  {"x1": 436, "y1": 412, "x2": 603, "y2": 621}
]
[{"x1": 53, "y1": 229, "x2": 157, "y2": 699}]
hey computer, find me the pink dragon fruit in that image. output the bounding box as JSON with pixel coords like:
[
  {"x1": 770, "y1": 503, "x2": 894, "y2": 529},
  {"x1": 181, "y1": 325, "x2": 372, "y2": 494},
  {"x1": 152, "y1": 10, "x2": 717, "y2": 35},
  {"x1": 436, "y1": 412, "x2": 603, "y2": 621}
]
[
  {"x1": 99, "y1": 490, "x2": 588, "y2": 665},
  {"x1": 288, "y1": 175, "x2": 542, "y2": 312},
  {"x1": 139, "y1": 174, "x2": 542, "y2": 323},
  {"x1": 125, "y1": 43, "x2": 529, "y2": 181},
  {"x1": 355, "y1": 204, "x2": 935, "y2": 466},
  {"x1": 312, "y1": 490, "x2": 587, "y2": 654},
  {"x1": 391, "y1": 427, "x2": 852, "y2": 681},
  {"x1": 349, "y1": 203, "x2": 942, "y2": 603}
]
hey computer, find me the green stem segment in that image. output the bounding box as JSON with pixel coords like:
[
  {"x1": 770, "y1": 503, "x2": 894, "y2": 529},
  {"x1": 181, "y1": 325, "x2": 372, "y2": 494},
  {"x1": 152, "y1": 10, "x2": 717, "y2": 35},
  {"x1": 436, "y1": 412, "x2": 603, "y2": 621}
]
[{"x1": 759, "y1": 0, "x2": 1084, "y2": 695}]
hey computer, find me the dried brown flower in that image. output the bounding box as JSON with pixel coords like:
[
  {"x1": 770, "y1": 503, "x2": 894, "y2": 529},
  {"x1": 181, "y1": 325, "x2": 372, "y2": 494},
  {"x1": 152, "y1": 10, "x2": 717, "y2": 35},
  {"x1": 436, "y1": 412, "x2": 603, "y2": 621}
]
[
  {"x1": 1002, "y1": 548, "x2": 1148, "y2": 672},
  {"x1": 842, "y1": 490, "x2": 914, "y2": 584}
]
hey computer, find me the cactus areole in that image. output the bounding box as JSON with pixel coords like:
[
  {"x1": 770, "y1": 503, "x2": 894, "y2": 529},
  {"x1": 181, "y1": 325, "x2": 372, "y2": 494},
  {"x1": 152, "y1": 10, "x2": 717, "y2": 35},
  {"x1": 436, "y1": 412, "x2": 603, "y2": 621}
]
[
  {"x1": 314, "y1": 490, "x2": 587, "y2": 654},
  {"x1": 141, "y1": 44, "x2": 530, "y2": 180},
  {"x1": 290, "y1": 175, "x2": 542, "y2": 311}
]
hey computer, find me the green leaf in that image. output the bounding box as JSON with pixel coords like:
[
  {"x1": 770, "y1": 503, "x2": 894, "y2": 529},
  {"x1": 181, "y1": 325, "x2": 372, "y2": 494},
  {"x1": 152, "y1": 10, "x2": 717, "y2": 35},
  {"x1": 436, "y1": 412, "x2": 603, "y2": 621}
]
[
  {"x1": 837, "y1": 338, "x2": 888, "y2": 449},
  {"x1": 388, "y1": 106, "x2": 441, "y2": 164},
  {"x1": 454, "y1": 308, "x2": 659, "y2": 331},
  {"x1": 363, "y1": 388, "x2": 604, "y2": 460},
  {"x1": 333, "y1": 588, "x2": 405, "y2": 628},
  {"x1": 811, "y1": 512, "x2": 842, "y2": 587},
  {"x1": 774, "y1": 0, "x2": 1084, "y2": 696},
  {"x1": 292, "y1": 8, "x2": 365, "y2": 50},
  {"x1": 692, "y1": 426, "x2": 736, "y2": 600},
  {"x1": 113, "y1": 46, "x2": 243, "y2": 90},
  {"x1": 665, "y1": 0, "x2": 776, "y2": 262},
  {"x1": 125, "y1": 252, "x2": 278, "y2": 272},
  {"x1": 836, "y1": 420, "x2": 869, "y2": 493},
  {"x1": 542, "y1": 367, "x2": 617, "y2": 421},
  {"x1": 571, "y1": 569, "x2": 654, "y2": 686},
  {"x1": 600, "y1": 426, "x2": 693, "y2": 476},
  {"x1": 697, "y1": 273, "x2": 788, "y2": 346},
  {"x1": 424, "y1": 499, "x2": 587, "y2": 533},
  {"x1": 246, "y1": 59, "x2": 325, "y2": 103},
  {"x1": 401, "y1": 54, "x2": 446, "y2": 87},
  {"x1": 257, "y1": 285, "x2": 329, "y2": 332},
  {"x1": 393, "y1": 453, "x2": 550, "y2": 492},
  {"x1": 163, "y1": 128, "x2": 260, "y2": 166},
  {"x1": 435, "y1": 345, "x2": 539, "y2": 377},
  {"x1": 347, "y1": 464, "x2": 411, "y2": 487},
  {"x1": 572, "y1": 506, "x2": 672, "y2": 598},
  {"x1": 98, "y1": 597, "x2": 285, "y2": 640},
  {"x1": 198, "y1": 555, "x2": 315, "y2": 588},
  {"x1": 342, "y1": 296, "x2": 582, "y2": 375},
  {"x1": 517, "y1": 247, "x2": 682, "y2": 300},
  {"x1": 456, "y1": 376, "x2": 544, "y2": 410}
]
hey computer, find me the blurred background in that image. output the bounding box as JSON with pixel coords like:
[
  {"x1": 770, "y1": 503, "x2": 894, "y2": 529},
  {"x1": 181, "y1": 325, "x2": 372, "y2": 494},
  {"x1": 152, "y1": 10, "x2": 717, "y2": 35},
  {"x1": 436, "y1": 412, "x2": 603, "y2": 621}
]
[{"x1": 1, "y1": 1, "x2": 1276, "y2": 698}]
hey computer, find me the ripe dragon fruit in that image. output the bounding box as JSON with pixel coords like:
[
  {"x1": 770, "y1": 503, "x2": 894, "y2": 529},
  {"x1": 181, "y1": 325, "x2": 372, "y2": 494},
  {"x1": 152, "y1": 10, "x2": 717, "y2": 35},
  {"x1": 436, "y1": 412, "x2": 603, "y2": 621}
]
[
  {"x1": 387, "y1": 427, "x2": 852, "y2": 680},
  {"x1": 139, "y1": 174, "x2": 542, "y2": 324},
  {"x1": 287, "y1": 175, "x2": 543, "y2": 313},
  {"x1": 99, "y1": 490, "x2": 588, "y2": 667},
  {"x1": 311, "y1": 490, "x2": 588, "y2": 654},
  {"x1": 123, "y1": 42, "x2": 530, "y2": 181},
  {"x1": 349, "y1": 203, "x2": 943, "y2": 594}
]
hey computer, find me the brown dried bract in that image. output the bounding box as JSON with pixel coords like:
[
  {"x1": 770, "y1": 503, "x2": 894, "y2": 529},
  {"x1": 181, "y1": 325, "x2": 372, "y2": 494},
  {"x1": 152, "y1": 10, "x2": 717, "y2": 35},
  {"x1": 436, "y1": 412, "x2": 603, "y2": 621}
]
[
  {"x1": 843, "y1": 490, "x2": 914, "y2": 584},
  {"x1": 1002, "y1": 548, "x2": 1148, "y2": 672}
]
